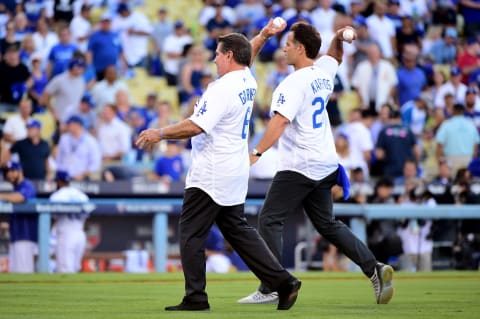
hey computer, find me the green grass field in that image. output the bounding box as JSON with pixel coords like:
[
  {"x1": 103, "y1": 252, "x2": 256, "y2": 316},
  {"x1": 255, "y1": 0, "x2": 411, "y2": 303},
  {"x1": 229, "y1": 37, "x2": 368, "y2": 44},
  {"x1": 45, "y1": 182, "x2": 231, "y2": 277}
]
[{"x1": 1, "y1": 271, "x2": 479, "y2": 319}]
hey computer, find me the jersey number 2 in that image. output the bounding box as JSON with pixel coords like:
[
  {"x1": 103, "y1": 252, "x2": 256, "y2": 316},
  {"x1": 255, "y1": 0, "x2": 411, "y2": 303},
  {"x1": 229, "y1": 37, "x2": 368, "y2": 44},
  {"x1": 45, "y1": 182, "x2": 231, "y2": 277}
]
[{"x1": 312, "y1": 96, "x2": 327, "y2": 128}]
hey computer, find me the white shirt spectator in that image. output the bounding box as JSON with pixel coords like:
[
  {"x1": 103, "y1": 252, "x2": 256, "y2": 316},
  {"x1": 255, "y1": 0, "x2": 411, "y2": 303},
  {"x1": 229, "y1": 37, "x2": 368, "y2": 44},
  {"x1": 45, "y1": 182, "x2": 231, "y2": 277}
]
[
  {"x1": 2, "y1": 114, "x2": 31, "y2": 149},
  {"x1": 351, "y1": 59, "x2": 398, "y2": 111},
  {"x1": 399, "y1": 0, "x2": 428, "y2": 20},
  {"x1": 339, "y1": 122, "x2": 373, "y2": 176},
  {"x1": 32, "y1": 30, "x2": 59, "y2": 67},
  {"x1": 57, "y1": 132, "x2": 102, "y2": 178},
  {"x1": 366, "y1": 14, "x2": 396, "y2": 59},
  {"x1": 434, "y1": 82, "x2": 467, "y2": 109},
  {"x1": 163, "y1": 33, "x2": 193, "y2": 76},
  {"x1": 90, "y1": 79, "x2": 128, "y2": 110},
  {"x1": 112, "y1": 11, "x2": 153, "y2": 66},
  {"x1": 97, "y1": 117, "x2": 132, "y2": 158},
  {"x1": 310, "y1": 6, "x2": 336, "y2": 37},
  {"x1": 69, "y1": 13, "x2": 91, "y2": 52}
]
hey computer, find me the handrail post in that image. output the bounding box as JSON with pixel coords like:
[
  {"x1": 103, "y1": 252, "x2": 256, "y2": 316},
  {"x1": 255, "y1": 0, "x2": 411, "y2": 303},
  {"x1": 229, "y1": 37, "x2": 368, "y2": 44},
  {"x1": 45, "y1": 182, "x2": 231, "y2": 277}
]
[
  {"x1": 37, "y1": 211, "x2": 51, "y2": 273},
  {"x1": 153, "y1": 212, "x2": 168, "y2": 272}
]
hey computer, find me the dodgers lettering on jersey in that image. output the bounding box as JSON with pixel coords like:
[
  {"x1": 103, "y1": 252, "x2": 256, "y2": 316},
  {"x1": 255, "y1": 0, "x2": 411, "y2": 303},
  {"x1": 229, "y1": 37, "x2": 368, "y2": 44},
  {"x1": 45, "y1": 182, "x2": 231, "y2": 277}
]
[
  {"x1": 187, "y1": 68, "x2": 256, "y2": 206},
  {"x1": 271, "y1": 55, "x2": 340, "y2": 180}
]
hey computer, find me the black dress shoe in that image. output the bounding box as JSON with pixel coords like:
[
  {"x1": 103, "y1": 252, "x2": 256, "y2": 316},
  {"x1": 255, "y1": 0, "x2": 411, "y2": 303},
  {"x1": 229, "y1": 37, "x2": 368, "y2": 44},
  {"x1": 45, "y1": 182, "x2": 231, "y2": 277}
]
[
  {"x1": 165, "y1": 300, "x2": 210, "y2": 311},
  {"x1": 277, "y1": 278, "x2": 301, "y2": 310}
]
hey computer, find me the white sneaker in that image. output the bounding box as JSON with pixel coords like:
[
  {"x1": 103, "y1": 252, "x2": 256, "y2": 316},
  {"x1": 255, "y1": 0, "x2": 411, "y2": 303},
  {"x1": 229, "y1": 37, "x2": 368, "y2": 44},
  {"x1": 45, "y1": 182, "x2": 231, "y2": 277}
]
[
  {"x1": 370, "y1": 262, "x2": 394, "y2": 304},
  {"x1": 237, "y1": 291, "x2": 279, "y2": 304}
]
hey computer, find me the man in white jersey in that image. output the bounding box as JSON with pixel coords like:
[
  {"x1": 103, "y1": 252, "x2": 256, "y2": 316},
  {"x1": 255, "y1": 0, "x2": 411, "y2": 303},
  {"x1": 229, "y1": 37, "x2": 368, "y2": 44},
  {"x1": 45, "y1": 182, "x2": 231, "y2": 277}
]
[
  {"x1": 49, "y1": 171, "x2": 89, "y2": 273},
  {"x1": 136, "y1": 20, "x2": 301, "y2": 312},
  {"x1": 239, "y1": 22, "x2": 394, "y2": 305}
]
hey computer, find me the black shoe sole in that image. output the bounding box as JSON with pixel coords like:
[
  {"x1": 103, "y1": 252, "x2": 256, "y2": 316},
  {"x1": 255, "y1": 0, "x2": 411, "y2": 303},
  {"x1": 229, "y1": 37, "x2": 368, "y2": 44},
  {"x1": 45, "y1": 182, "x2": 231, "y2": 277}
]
[
  {"x1": 277, "y1": 280, "x2": 301, "y2": 310},
  {"x1": 165, "y1": 303, "x2": 210, "y2": 311}
]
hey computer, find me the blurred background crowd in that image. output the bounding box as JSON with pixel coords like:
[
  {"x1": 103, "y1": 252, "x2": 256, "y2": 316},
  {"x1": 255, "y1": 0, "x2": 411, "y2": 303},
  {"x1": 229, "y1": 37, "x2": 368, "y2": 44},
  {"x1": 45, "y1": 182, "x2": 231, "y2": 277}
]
[{"x1": 0, "y1": 0, "x2": 479, "y2": 272}]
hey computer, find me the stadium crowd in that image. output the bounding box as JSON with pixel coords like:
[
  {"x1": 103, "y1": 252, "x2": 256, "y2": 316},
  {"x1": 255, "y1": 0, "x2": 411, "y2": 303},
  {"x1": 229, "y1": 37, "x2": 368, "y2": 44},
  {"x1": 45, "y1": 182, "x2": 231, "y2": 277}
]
[{"x1": 0, "y1": 0, "x2": 480, "y2": 272}]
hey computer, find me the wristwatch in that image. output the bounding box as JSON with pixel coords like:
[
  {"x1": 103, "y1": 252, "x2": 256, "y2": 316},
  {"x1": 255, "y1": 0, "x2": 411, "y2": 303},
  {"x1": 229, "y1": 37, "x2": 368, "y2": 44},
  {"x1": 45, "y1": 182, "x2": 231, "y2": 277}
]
[{"x1": 251, "y1": 148, "x2": 262, "y2": 157}]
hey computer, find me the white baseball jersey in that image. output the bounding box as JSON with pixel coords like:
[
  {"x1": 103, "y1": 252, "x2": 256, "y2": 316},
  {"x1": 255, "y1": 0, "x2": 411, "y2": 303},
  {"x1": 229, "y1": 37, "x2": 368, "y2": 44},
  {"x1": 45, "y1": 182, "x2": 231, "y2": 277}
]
[
  {"x1": 187, "y1": 67, "x2": 256, "y2": 206},
  {"x1": 271, "y1": 55, "x2": 339, "y2": 181},
  {"x1": 50, "y1": 186, "x2": 89, "y2": 231}
]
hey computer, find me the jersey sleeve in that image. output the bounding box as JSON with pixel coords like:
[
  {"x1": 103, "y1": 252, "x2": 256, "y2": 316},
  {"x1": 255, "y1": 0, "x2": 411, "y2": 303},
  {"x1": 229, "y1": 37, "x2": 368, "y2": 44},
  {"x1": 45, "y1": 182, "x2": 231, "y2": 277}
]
[
  {"x1": 189, "y1": 83, "x2": 227, "y2": 134},
  {"x1": 314, "y1": 55, "x2": 339, "y2": 81},
  {"x1": 270, "y1": 77, "x2": 304, "y2": 122}
]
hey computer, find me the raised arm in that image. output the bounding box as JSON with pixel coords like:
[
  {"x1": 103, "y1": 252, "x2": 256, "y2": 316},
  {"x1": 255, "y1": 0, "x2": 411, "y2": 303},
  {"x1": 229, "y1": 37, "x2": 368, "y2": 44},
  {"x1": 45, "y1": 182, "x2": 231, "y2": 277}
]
[
  {"x1": 326, "y1": 26, "x2": 356, "y2": 64},
  {"x1": 249, "y1": 18, "x2": 286, "y2": 66}
]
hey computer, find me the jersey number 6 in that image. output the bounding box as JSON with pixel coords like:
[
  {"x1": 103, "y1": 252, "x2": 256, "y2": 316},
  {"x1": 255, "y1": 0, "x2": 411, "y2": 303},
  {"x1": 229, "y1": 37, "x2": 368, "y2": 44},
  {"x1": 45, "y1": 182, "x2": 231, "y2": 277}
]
[{"x1": 241, "y1": 106, "x2": 251, "y2": 139}]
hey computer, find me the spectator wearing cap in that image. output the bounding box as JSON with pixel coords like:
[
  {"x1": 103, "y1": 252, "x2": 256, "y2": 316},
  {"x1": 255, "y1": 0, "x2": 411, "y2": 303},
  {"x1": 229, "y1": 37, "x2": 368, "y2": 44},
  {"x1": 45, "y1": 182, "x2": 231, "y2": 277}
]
[
  {"x1": 90, "y1": 65, "x2": 128, "y2": 110},
  {"x1": 397, "y1": 44, "x2": 427, "y2": 106},
  {"x1": 76, "y1": 94, "x2": 97, "y2": 133},
  {"x1": 2, "y1": 98, "x2": 33, "y2": 149},
  {"x1": 351, "y1": 15, "x2": 375, "y2": 70},
  {"x1": 69, "y1": 4, "x2": 92, "y2": 53},
  {"x1": 204, "y1": 1, "x2": 234, "y2": 57},
  {"x1": 28, "y1": 52, "x2": 48, "y2": 113},
  {"x1": 112, "y1": 2, "x2": 153, "y2": 69},
  {"x1": 8, "y1": 119, "x2": 50, "y2": 180},
  {"x1": 57, "y1": 115, "x2": 101, "y2": 180},
  {"x1": 97, "y1": 104, "x2": 132, "y2": 163},
  {"x1": 366, "y1": 0, "x2": 397, "y2": 60},
  {"x1": 0, "y1": 43, "x2": 32, "y2": 112},
  {"x1": 375, "y1": 109, "x2": 419, "y2": 178},
  {"x1": 436, "y1": 103, "x2": 480, "y2": 173},
  {"x1": 385, "y1": 0, "x2": 402, "y2": 30},
  {"x1": 460, "y1": 0, "x2": 480, "y2": 38},
  {"x1": 0, "y1": 161, "x2": 37, "y2": 273},
  {"x1": 434, "y1": 67, "x2": 468, "y2": 109},
  {"x1": 457, "y1": 37, "x2": 480, "y2": 85},
  {"x1": 41, "y1": 57, "x2": 86, "y2": 123},
  {"x1": 401, "y1": 91, "x2": 430, "y2": 138},
  {"x1": 87, "y1": 12, "x2": 124, "y2": 81},
  {"x1": 46, "y1": 25, "x2": 77, "y2": 78},
  {"x1": 464, "y1": 86, "x2": 480, "y2": 132},
  {"x1": 351, "y1": 42, "x2": 398, "y2": 113},
  {"x1": 428, "y1": 27, "x2": 457, "y2": 65},
  {"x1": 49, "y1": 170, "x2": 89, "y2": 273},
  {"x1": 162, "y1": 19, "x2": 193, "y2": 86}
]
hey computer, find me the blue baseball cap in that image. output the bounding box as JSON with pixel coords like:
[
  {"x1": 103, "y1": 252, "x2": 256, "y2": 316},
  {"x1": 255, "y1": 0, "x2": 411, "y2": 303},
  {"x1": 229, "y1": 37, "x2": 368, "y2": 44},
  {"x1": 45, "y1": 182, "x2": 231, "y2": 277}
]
[
  {"x1": 450, "y1": 66, "x2": 461, "y2": 76},
  {"x1": 66, "y1": 115, "x2": 85, "y2": 126},
  {"x1": 26, "y1": 119, "x2": 42, "y2": 129},
  {"x1": 55, "y1": 170, "x2": 70, "y2": 182},
  {"x1": 353, "y1": 15, "x2": 367, "y2": 28},
  {"x1": 174, "y1": 20, "x2": 184, "y2": 28},
  {"x1": 4, "y1": 161, "x2": 22, "y2": 171},
  {"x1": 445, "y1": 27, "x2": 457, "y2": 38},
  {"x1": 81, "y1": 94, "x2": 95, "y2": 107},
  {"x1": 117, "y1": 2, "x2": 129, "y2": 13},
  {"x1": 69, "y1": 58, "x2": 86, "y2": 69},
  {"x1": 466, "y1": 37, "x2": 478, "y2": 45}
]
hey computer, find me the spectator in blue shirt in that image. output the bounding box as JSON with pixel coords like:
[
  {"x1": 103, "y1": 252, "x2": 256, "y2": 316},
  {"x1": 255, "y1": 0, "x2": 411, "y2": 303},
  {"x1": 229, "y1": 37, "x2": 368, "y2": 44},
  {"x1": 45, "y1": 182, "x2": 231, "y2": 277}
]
[
  {"x1": 428, "y1": 27, "x2": 457, "y2": 65},
  {"x1": 252, "y1": 0, "x2": 280, "y2": 62},
  {"x1": 47, "y1": 25, "x2": 77, "y2": 78},
  {"x1": 19, "y1": 0, "x2": 46, "y2": 32},
  {"x1": 397, "y1": 45, "x2": 427, "y2": 106},
  {"x1": 460, "y1": 0, "x2": 480, "y2": 38},
  {"x1": 87, "y1": 12, "x2": 123, "y2": 81},
  {"x1": 153, "y1": 140, "x2": 184, "y2": 183},
  {"x1": 0, "y1": 161, "x2": 37, "y2": 273}
]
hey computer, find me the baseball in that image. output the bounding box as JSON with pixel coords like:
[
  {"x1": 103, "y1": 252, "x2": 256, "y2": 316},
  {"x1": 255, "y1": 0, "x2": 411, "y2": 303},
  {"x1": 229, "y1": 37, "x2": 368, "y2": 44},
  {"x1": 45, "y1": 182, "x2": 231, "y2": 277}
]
[
  {"x1": 273, "y1": 17, "x2": 285, "y2": 29},
  {"x1": 342, "y1": 29, "x2": 354, "y2": 41}
]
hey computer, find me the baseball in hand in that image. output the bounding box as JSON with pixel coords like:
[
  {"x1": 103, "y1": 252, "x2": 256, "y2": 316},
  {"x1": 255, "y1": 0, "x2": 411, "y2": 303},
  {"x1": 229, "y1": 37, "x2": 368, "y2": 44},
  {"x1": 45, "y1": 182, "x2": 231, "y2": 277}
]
[
  {"x1": 273, "y1": 17, "x2": 285, "y2": 29},
  {"x1": 342, "y1": 29, "x2": 354, "y2": 41}
]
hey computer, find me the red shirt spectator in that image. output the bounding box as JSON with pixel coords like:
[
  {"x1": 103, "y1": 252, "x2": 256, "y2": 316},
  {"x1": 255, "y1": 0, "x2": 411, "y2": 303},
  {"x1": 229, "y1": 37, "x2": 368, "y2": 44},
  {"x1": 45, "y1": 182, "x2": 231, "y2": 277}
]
[{"x1": 457, "y1": 38, "x2": 480, "y2": 84}]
